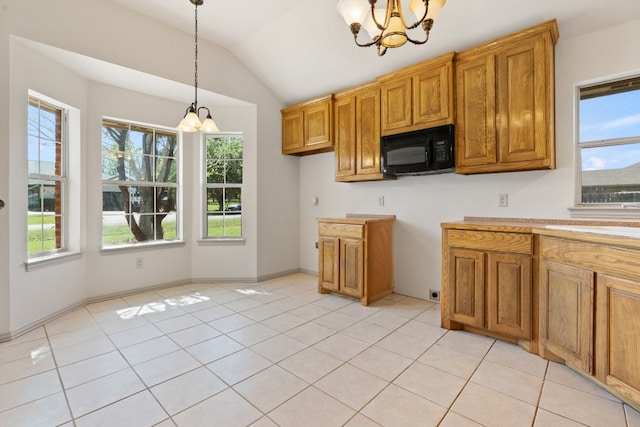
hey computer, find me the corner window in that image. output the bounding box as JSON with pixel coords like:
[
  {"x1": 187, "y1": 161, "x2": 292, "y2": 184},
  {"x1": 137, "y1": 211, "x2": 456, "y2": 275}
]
[
  {"x1": 203, "y1": 133, "x2": 243, "y2": 238},
  {"x1": 101, "y1": 119, "x2": 180, "y2": 247},
  {"x1": 578, "y1": 77, "x2": 640, "y2": 205},
  {"x1": 28, "y1": 96, "x2": 66, "y2": 257}
]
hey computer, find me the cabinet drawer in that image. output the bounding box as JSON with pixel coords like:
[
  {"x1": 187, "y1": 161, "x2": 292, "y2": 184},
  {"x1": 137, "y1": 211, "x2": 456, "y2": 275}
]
[
  {"x1": 448, "y1": 229, "x2": 533, "y2": 254},
  {"x1": 319, "y1": 223, "x2": 364, "y2": 239}
]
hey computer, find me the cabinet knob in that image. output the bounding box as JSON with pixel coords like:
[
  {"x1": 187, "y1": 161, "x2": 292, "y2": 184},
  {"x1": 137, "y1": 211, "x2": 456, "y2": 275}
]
[{"x1": 0, "y1": 199, "x2": 4, "y2": 210}]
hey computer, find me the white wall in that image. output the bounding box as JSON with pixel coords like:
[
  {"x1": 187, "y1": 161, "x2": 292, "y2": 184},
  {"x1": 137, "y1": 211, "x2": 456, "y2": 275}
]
[
  {"x1": 298, "y1": 19, "x2": 640, "y2": 300},
  {"x1": 0, "y1": 5, "x2": 12, "y2": 337},
  {"x1": 0, "y1": 0, "x2": 298, "y2": 337}
]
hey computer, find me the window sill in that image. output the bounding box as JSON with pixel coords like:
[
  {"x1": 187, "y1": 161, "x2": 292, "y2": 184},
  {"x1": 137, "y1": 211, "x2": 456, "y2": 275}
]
[
  {"x1": 100, "y1": 240, "x2": 186, "y2": 255},
  {"x1": 25, "y1": 251, "x2": 83, "y2": 272},
  {"x1": 197, "y1": 237, "x2": 246, "y2": 246},
  {"x1": 569, "y1": 205, "x2": 640, "y2": 220}
]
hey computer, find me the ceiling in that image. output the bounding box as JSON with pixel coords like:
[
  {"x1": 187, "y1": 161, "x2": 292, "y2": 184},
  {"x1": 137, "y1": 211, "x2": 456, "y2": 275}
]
[{"x1": 107, "y1": 0, "x2": 640, "y2": 105}]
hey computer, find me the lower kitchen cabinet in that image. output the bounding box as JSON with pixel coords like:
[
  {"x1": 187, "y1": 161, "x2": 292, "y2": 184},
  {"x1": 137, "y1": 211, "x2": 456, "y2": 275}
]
[
  {"x1": 596, "y1": 274, "x2": 640, "y2": 405},
  {"x1": 539, "y1": 258, "x2": 594, "y2": 374},
  {"x1": 443, "y1": 227, "x2": 534, "y2": 344},
  {"x1": 317, "y1": 215, "x2": 395, "y2": 306},
  {"x1": 539, "y1": 234, "x2": 640, "y2": 409},
  {"x1": 442, "y1": 220, "x2": 640, "y2": 411}
]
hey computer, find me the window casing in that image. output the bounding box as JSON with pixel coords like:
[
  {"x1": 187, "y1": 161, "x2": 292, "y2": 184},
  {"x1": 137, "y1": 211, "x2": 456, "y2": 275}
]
[
  {"x1": 101, "y1": 119, "x2": 179, "y2": 247},
  {"x1": 28, "y1": 96, "x2": 66, "y2": 257},
  {"x1": 203, "y1": 133, "x2": 243, "y2": 239},
  {"x1": 578, "y1": 76, "x2": 640, "y2": 207}
]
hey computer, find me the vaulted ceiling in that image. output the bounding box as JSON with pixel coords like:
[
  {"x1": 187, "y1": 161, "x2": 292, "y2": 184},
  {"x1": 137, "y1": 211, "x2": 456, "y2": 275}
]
[{"x1": 108, "y1": 0, "x2": 640, "y2": 105}]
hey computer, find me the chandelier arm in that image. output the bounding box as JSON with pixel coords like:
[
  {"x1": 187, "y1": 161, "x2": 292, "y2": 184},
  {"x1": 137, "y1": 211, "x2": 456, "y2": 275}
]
[
  {"x1": 368, "y1": 0, "x2": 386, "y2": 31},
  {"x1": 348, "y1": 23, "x2": 381, "y2": 48},
  {"x1": 197, "y1": 106, "x2": 211, "y2": 117},
  {"x1": 405, "y1": 19, "x2": 433, "y2": 45},
  {"x1": 403, "y1": 0, "x2": 431, "y2": 30}
]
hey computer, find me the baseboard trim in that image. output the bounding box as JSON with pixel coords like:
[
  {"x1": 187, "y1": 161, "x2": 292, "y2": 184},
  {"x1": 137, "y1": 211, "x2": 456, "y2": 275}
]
[{"x1": 1, "y1": 269, "x2": 312, "y2": 344}]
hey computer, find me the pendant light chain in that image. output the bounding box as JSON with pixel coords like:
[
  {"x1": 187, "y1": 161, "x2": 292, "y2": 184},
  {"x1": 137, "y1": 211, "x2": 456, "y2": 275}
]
[{"x1": 194, "y1": 4, "x2": 199, "y2": 107}]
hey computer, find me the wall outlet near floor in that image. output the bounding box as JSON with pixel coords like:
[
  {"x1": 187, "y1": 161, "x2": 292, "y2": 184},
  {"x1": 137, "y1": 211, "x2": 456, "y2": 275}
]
[
  {"x1": 135, "y1": 257, "x2": 144, "y2": 269},
  {"x1": 429, "y1": 289, "x2": 440, "y2": 302}
]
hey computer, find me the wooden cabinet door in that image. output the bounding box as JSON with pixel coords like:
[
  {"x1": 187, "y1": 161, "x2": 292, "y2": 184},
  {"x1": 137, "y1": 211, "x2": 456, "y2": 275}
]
[
  {"x1": 304, "y1": 100, "x2": 332, "y2": 148},
  {"x1": 340, "y1": 238, "x2": 364, "y2": 298},
  {"x1": 455, "y1": 54, "x2": 497, "y2": 171},
  {"x1": 282, "y1": 110, "x2": 304, "y2": 154},
  {"x1": 334, "y1": 96, "x2": 357, "y2": 178},
  {"x1": 356, "y1": 87, "x2": 381, "y2": 177},
  {"x1": 487, "y1": 252, "x2": 532, "y2": 339},
  {"x1": 381, "y1": 77, "x2": 412, "y2": 133},
  {"x1": 596, "y1": 275, "x2": 640, "y2": 404},
  {"x1": 319, "y1": 237, "x2": 340, "y2": 292},
  {"x1": 540, "y1": 260, "x2": 594, "y2": 374},
  {"x1": 495, "y1": 35, "x2": 550, "y2": 166},
  {"x1": 448, "y1": 248, "x2": 485, "y2": 327},
  {"x1": 413, "y1": 64, "x2": 452, "y2": 127}
]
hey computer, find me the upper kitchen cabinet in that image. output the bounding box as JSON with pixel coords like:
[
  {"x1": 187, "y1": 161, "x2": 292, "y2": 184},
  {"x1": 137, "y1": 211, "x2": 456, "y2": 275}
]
[
  {"x1": 377, "y1": 53, "x2": 455, "y2": 136},
  {"x1": 282, "y1": 94, "x2": 334, "y2": 155},
  {"x1": 455, "y1": 20, "x2": 559, "y2": 174},
  {"x1": 334, "y1": 82, "x2": 392, "y2": 182}
]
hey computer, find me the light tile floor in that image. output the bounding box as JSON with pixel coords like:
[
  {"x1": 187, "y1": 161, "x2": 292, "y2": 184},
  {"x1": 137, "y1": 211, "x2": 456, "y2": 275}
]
[{"x1": 1, "y1": 273, "x2": 639, "y2": 426}]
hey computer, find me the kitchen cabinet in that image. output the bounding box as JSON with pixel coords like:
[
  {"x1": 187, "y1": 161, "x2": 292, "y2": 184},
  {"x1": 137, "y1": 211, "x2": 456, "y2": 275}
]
[
  {"x1": 539, "y1": 257, "x2": 594, "y2": 374},
  {"x1": 455, "y1": 20, "x2": 558, "y2": 174},
  {"x1": 281, "y1": 94, "x2": 334, "y2": 155},
  {"x1": 334, "y1": 83, "x2": 391, "y2": 182},
  {"x1": 539, "y1": 233, "x2": 640, "y2": 406},
  {"x1": 596, "y1": 274, "x2": 640, "y2": 405},
  {"x1": 317, "y1": 215, "x2": 395, "y2": 306},
  {"x1": 377, "y1": 53, "x2": 454, "y2": 136},
  {"x1": 442, "y1": 227, "x2": 534, "y2": 344}
]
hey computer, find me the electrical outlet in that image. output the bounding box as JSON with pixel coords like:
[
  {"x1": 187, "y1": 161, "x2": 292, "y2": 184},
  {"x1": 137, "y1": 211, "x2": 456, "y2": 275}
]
[
  {"x1": 498, "y1": 193, "x2": 509, "y2": 207},
  {"x1": 429, "y1": 289, "x2": 440, "y2": 302},
  {"x1": 378, "y1": 195, "x2": 385, "y2": 206},
  {"x1": 135, "y1": 257, "x2": 144, "y2": 269}
]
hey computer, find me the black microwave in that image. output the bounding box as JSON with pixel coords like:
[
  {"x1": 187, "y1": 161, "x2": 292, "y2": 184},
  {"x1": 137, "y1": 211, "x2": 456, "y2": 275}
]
[{"x1": 381, "y1": 124, "x2": 455, "y2": 175}]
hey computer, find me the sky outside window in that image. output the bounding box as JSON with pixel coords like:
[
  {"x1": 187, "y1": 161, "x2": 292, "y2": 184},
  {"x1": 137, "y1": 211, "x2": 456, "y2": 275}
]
[{"x1": 580, "y1": 89, "x2": 640, "y2": 170}]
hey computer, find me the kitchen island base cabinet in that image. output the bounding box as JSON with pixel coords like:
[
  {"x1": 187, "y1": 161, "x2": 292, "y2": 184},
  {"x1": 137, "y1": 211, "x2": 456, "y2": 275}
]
[{"x1": 317, "y1": 216, "x2": 395, "y2": 306}]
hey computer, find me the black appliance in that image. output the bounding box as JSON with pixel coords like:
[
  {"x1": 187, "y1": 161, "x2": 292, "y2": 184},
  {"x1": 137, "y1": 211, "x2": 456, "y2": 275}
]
[{"x1": 381, "y1": 124, "x2": 455, "y2": 175}]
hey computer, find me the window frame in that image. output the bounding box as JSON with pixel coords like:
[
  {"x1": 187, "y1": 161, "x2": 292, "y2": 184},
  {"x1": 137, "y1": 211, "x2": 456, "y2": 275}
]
[
  {"x1": 101, "y1": 117, "x2": 181, "y2": 249},
  {"x1": 571, "y1": 74, "x2": 640, "y2": 219},
  {"x1": 201, "y1": 132, "x2": 244, "y2": 241},
  {"x1": 27, "y1": 95, "x2": 68, "y2": 258}
]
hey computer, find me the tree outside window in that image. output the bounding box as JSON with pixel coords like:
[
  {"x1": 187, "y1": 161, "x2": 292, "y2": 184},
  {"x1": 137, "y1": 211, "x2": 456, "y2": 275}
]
[
  {"x1": 101, "y1": 119, "x2": 179, "y2": 246},
  {"x1": 204, "y1": 134, "x2": 243, "y2": 238}
]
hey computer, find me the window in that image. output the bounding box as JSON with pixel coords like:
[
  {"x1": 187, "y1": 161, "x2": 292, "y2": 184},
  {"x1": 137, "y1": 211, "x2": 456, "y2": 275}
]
[
  {"x1": 578, "y1": 76, "x2": 640, "y2": 205},
  {"x1": 204, "y1": 133, "x2": 243, "y2": 238},
  {"x1": 28, "y1": 96, "x2": 66, "y2": 257},
  {"x1": 101, "y1": 119, "x2": 179, "y2": 247}
]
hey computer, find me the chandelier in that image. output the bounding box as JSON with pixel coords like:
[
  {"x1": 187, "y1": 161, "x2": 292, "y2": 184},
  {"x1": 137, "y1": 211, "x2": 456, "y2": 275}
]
[
  {"x1": 337, "y1": 0, "x2": 447, "y2": 56},
  {"x1": 177, "y1": 0, "x2": 219, "y2": 133}
]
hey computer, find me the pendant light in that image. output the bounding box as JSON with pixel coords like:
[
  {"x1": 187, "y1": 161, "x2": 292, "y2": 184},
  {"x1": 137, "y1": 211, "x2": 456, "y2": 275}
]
[
  {"x1": 177, "y1": 0, "x2": 219, "y2": 133},
  {"x1": 337, "y1": 0, "x2": 447, "y2": 56}
]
